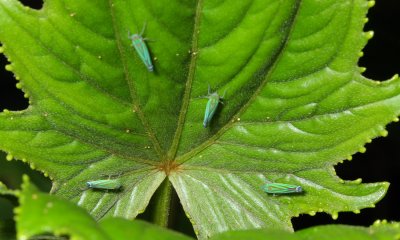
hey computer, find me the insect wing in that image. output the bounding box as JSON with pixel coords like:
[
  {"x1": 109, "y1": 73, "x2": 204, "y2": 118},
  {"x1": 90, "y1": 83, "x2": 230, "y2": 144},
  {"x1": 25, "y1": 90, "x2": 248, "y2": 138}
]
[
  {"x1": 86, "y1": 179, "x2": 121, "y2": 190},
  {"x1": 131, "y1": 35, "x2": 153, "y2": 72},
  {"x1": 203, "y1": 95, "x2": 220, "y2": 128}
]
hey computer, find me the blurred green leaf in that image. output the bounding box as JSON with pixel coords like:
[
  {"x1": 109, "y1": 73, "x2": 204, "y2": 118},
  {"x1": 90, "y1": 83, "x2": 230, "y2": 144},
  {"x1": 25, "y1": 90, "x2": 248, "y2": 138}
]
[
  {"x1": 211, "y1": 222, "x2": 400, "y2": 240},
  {"x1": 0, "y1": 181, "x2": 16, "y2": 196},
  {"x1": 16, "y1": 175, "x2": 108, "y2": 240},
  {"x1": 0, "y1": 0, "x2": 399, "y2": 238},
  {"x1": 0, "y1": 219, "x2": 16, "y2": 240},
  {"x1": 0, "y1": 197, "x2": 16, "y2": 240},
  {"x1": 0, "y1": 155, "x2": 17, "y2": 239},
  {"x1": 16, "y1": 175, "x2": 192, "y2": 240},
  {"x1": 0, "y1": 152, "x2": 49, "y2": 240},
  {"x1": 100, "y1": 218, "x2": 193, "y2": 240},
  {"x1": 296, "y1": 221, "x2": 400, "y2": 240},
  {"x1": 0, "y1": 152, "x2": 51, "y2": 192}
]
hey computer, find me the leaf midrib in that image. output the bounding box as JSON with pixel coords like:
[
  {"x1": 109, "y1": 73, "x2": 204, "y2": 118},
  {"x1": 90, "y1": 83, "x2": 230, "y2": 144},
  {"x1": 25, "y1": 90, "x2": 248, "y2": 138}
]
[{"x1": 168, "y1": 0, "x2": 204, "y2": 160}]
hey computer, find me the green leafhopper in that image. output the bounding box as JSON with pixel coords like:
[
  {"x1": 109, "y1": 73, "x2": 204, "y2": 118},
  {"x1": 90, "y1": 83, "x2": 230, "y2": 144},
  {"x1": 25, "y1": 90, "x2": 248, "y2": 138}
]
[
  {"x1": 203, "y1": 85, "x2": 225, "y2": 128},
  {"x1": 86, "y1": 179, "x2": 122, "y2": 190},
  {"x1": 128, "y1": 23, "x2": 154, "y2": 72},
  {"x1": 262, "y1": 183, "x2": 303, "y2": 194}
]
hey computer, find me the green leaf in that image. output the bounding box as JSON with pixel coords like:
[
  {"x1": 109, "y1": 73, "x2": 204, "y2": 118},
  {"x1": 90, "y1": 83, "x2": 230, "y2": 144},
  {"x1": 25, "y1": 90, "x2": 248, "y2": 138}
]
[
  {"x1": 0, "y1": 0, "x2": 399, "y2": 238},
  {"x1": 0, "y1": 189, "x2": 16, "y2": 240},
  {"x1": 100, "y1": 218, "x2": 193, "y2": 240},
  {"x1": 211, "y1": 221, "x2": 400, "y2": 240},
  {"x1": 16, "y1": 175, "x2": 109, "y2": 240},
  {"x1": 12, "y1": 175, "x2": 399, "y2": 240},
  {"x1": 296, "y1": 221, "x2": 400, "y2": 240},
  {"x1": 16, "y1": 175, "x2": 193, "y2": 240},
  {"x1": 0, "y1": 181, "x2": 16, "y2": 196},
  {"x1": 0, "y1": 219, "x2": 15, "y2": 240}
]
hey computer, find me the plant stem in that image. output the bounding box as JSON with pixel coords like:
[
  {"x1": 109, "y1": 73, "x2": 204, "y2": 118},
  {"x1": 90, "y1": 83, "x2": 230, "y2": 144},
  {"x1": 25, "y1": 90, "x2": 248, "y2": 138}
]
[{"x1": 152, "y1": 179, "x2": 172, "y2": 227}]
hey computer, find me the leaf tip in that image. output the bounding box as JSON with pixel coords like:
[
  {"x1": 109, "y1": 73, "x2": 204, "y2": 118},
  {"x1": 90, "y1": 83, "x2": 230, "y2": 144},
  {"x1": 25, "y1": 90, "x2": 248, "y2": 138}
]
[
  {"x1": 16, "y1": 82, "x2": 23, "y2": 90},
  {"x1": 373, "y1": 219, "x2": 387, "y2": 226},
  {"x1": 331, "y1": 212, "x2": 339, "y2": 220},
  {"x1": 380, "y1": 130, "x2": 388, "y2": 137},
  {"x1": 29, "y1": 162, "x2": 36, "y2": 170},
  {"x1": 365, "y1": 31, "x2": 374, "y2": 40},
  {"x1": 359, "y1": 67, "x2": 367, "y2": 73},
  {"x1": 5, "y1": 153, "x2": 13, "y2": 161},
  {"x1": 367, "y1": 0, "x2": 376, "y2": 8},
  {"x1": 353, "y1": 209, "x2": 361, "y2": 214},
  {"x1": 308, "y1": 211, "x2": 316, "y2": 216},
  {"x1": 352, "y1": 178, "x2": 363, "y2": 184},
  {"x1": 358, "y1": 146, "x2": 367, "y2": 154},
  {"x1": 389, "y1": 74, "x2": 399, "y2": 81},
  {"x1": 382, "y1": 181, "x2": 390, "y2": 189},
  {"x1": 5, "y1": 64, "x2": 13, "y2": 72}
]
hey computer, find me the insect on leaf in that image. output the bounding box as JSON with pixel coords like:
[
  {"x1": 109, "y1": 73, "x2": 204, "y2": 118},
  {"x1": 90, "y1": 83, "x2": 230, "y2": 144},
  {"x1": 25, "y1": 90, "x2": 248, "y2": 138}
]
[
  {"x1": 86, "y1": 179, "x2": 122, "y2": 190},
  {"x1": 263, "y1": 183, "x2": 303, "y2": 194},
  {"x1": 203, "y1": 88, "x2": 224, "y2": 128},
  {"x1": 128, "y1": 28, "x2": 154, "y2": 72}
]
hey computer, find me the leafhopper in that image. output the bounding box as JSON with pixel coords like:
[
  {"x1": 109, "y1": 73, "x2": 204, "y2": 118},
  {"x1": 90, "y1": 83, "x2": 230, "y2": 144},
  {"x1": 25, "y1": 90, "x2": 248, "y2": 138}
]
[
  {"x1": 86, "y1": 179, "x2": 122, "y2": 190},
  {"x1": 128, "y1": 23, "x2": 153, "y2": 72},
  {"x1": 263, "y1": 183, "x2": 303, "y2": 194},
  {"x1": 203, "y1": 85, "x2": 225, "y2": 128}
]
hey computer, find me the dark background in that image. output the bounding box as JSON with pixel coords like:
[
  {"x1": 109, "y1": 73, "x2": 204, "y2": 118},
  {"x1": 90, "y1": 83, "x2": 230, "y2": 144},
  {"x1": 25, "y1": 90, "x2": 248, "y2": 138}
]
[{"x1": 0, "y1": 0, "x2": 399, "y2": 238}]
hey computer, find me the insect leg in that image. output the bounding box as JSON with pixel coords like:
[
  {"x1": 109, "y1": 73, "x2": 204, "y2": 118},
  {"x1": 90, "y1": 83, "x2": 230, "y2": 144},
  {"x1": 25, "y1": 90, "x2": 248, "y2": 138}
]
[
  {"x1": 140, "y1": 21, "x2": 147, "y2": 36},
  {"x1": 222, "y1": 89, "x2": 227, "y2": 99}
]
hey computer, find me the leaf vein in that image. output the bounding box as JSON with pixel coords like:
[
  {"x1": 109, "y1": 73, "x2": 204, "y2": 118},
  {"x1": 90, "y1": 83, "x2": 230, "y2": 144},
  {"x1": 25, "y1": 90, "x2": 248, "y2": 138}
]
[
  {"x1": 168, "y1": 0, "x2": 204, "y2": 159},
  {"x1": 107, "y1": 0, "x2": 164, "y2": 158}
]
